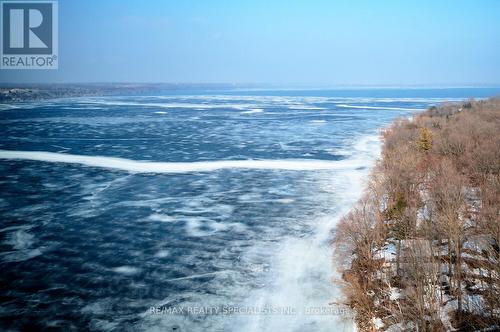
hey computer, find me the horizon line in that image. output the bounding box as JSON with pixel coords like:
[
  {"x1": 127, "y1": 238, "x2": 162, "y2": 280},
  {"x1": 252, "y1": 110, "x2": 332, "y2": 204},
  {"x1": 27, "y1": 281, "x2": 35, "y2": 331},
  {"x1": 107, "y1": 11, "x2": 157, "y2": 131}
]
[{"x1": 1, "y1": 82, "x2": 500, "y2": 90}]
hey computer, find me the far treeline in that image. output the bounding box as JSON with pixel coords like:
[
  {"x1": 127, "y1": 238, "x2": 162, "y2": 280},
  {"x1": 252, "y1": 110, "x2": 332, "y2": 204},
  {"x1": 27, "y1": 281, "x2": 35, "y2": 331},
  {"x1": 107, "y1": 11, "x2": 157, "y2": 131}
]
[{"x1": 333, "y1": 98, "x2": 500, "y2": 331}]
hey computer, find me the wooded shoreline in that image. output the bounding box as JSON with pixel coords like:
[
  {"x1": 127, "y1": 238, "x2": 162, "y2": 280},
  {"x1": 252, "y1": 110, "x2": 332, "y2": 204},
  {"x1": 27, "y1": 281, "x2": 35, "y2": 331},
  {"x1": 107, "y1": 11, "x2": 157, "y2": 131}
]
[{"x1": 333, "y1": 98, "x2": 500, "y2": 331}]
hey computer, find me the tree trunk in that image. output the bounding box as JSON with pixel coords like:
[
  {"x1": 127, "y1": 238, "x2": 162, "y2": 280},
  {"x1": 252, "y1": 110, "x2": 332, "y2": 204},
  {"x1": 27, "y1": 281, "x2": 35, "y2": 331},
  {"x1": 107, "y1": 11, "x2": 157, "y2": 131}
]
[
  {"x1": 455, "y1": 238, "x2": 463, "y2": 316},
  {"x1": 396, "y1": 239, "x2": 401, "y2": 277}
]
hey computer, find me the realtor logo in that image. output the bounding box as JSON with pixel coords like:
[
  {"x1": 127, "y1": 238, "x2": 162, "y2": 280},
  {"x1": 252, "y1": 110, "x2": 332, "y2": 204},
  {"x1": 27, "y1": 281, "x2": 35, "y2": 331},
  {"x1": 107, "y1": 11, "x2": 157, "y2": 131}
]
[{"x1": 1, "y1": 0, "x2": 58, "y2": 69}]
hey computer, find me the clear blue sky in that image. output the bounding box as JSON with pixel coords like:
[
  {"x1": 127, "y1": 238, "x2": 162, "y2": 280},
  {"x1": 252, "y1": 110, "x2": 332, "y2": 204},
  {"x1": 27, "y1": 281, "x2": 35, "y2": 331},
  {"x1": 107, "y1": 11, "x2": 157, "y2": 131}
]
[{"x1": 2, "y1": 0, "x2": 500, "y2": 86}]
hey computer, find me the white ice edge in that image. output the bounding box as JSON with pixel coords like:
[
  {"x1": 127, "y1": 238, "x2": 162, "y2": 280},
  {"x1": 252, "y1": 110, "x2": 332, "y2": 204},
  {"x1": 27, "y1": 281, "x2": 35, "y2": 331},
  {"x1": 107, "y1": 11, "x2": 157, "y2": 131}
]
[
  {"x1": 0, "y1": 150, "x2": 363, "y2": 173},
  {"x1": 336, "y1": 104, "x2": 425, "y2": 111}
]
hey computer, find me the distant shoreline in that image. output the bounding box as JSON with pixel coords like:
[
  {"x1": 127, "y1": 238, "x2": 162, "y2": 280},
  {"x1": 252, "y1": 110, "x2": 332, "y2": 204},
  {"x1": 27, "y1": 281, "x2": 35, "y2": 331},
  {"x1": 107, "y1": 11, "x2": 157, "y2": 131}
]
[
  {"x1": 0, "y1": 83, "x2": 255, "y2": 103},
  {"x1": 1, "y1": 84, "x2": 500, "y2": 103}
]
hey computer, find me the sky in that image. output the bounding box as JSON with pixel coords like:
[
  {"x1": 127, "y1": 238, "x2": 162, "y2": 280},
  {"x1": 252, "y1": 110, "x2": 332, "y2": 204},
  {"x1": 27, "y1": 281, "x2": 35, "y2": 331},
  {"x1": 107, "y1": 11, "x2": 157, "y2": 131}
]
[{"x1": 1, "y1": 0, "x2": 500, "y2": 86}]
